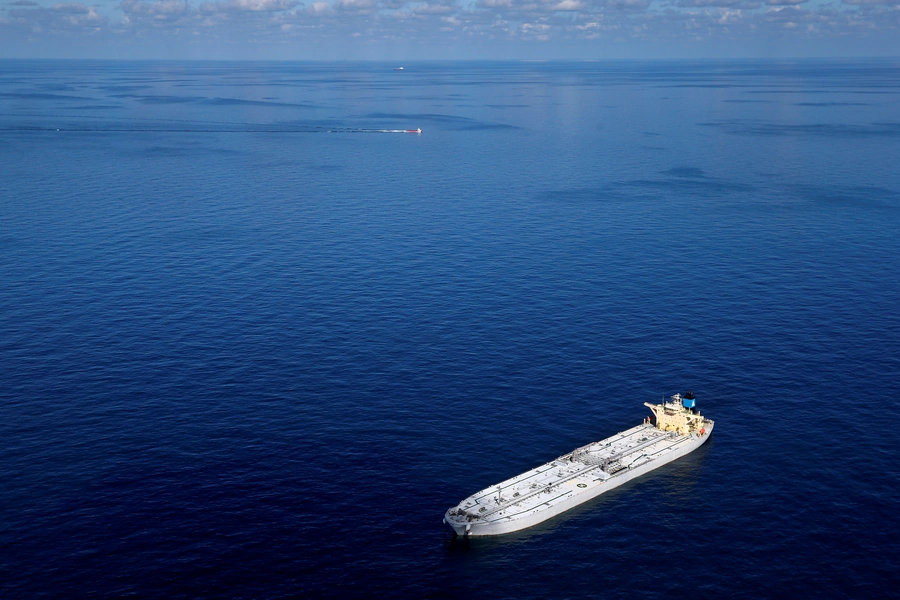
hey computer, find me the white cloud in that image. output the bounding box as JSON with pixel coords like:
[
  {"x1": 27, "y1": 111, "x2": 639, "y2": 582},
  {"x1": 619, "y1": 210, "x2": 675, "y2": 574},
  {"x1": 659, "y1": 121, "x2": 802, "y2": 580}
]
[
  {"x1": 414, "y1": 2, "x2": 455, "y2": 14},
  {"x1": 306, "y1": 1, "x2": 331, "y2": 13},
  {"x1": 717, "y1": 8, "x2": 742, "y2": 22},
  {"x1": 200, "y1": 0, "x2": 299, "y2": 12},
  {"x1": 549, "y1": 0, "x2": 585, "y2": 10},
  {"x1": 334, "y1": 0, "x2": 378, "y2": 11},
  {"x1": 606, "y1": 0, "x2": 651, "y2": 10},
  {"x1": 677, "y1": 0, "x2": 743, "y2": 6},
  {"x1": 3, "y1": 0, "x2": 900, "y2": 56},
  {"x1": 53, "y1": 2, "x2": 89, "y2": 13},
  {"x1": 120, "y1": 0, "x2": 191, "y2": 22},
  {"x1": 0, "y1": 0, "x2": 106, "y2": 27}
]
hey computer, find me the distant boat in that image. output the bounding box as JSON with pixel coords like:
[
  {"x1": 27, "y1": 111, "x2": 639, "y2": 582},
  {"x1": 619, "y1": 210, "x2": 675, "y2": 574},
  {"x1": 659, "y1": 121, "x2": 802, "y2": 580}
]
[{"x1": 393, "y1": 67, "x2": 404, "y2": 71}]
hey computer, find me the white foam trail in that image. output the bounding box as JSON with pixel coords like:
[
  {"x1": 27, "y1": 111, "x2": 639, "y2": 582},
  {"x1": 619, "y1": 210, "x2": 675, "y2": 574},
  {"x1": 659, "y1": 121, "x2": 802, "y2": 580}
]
[{"x1": 323, "y1": 128, "x2": 422, "y2": 134}]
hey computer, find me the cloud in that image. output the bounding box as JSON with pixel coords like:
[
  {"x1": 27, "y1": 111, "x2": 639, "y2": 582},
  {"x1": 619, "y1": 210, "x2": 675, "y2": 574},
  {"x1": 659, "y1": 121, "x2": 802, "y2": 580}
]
[
  {"x1": 120, "y1": 0, "x2": 191, "y2": 22},
  {"x1": 2, "y1": 1, "x2": 107, "y2": 27},
  {"x1": 200, "y1": 0, "x2": 299, "y2": 11},
  {"x1": 677, "y1": 0, "x2": 743, "y2": 6},
  {"x1": 4, "y1": 0, "x2": 900, "y2": 55},
  {"x1": 413, "y1": 2, "x2": 456, "y2": 14},
  {"x1": 53, "y1": 2, "x2": 89, "y2": 13},
  {"x1": 549, "y1": 0, "x2": 586, "y2": 9},
  {"x1": 606, "y1": 0, "x2": 651, "y2": 9},
  {"x1": 306, "y1": 0, "x2": 331, "y2": 13},
  {"x1": 334, "y1": 0, "x2": 378, "y2": 11},
  {"x1": 473, "y1": 0, "x2": 597, "y2": 10}
]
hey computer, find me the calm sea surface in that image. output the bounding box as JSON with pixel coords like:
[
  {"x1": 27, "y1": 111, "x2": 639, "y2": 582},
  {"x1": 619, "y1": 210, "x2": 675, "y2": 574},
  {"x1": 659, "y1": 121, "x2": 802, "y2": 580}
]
[{"x1": 1, "y1": 60, "x2": 899, "y2": 598}]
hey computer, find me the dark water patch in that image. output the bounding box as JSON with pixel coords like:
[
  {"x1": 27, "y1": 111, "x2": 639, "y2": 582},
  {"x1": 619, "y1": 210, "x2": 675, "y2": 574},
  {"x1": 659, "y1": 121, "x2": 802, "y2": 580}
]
[
  {"x1": 744, "y1": 89, "x2": 898, "y2": 95},
  {"x1": 364, "y1": 112, "x2": 517, "y2": 130},
  {"x1": 113, "y1": 94, "x2": 316, "y2": 108},
  {"x1": 794, "y1": 102, "x2": 869, "y2": 107},
  {"x1": 654, "y1": 83, "x2": 741, "y2": 89},
  {"x1": 402, "y1": 95, "x2": 469, "y2": 101},
  {"x1": 37, "y1": 84, "x2": 78, "y2": 92},
  {"x1": 203, "y1": 97, "x2": 316, "y2": 108},
  {"x1": 132, "y1": 95, "x2": 206, "y2": 104},
  {"x1": 624, "y1": 173, "x2": 753, "y2": 193},
  {"x1": 462, "y1": 122, "x2": 519, "y2": 130},
  {"x1": 198, "y1": 81, "x2": 319, "y2": 89},
  {"x1": 135, "y1": 145, "x2": 244, "y2": 158},
  {"x1": 59, "y1": 104, "x2": 123, "y2": 110},
  {"x1": 701, "y1": 120, "x2": 900, "y2": 138},
  {"x1": 0, "y1": 113, "x2": 275, "y2": 131},
  {"x1": 662, "y1": 167, "x2": 706, "y2": 178},
  {"x1": 96, "y1": 84, "x2": 153, "y2": 93},
  {"x1": 788, "y1": 184, "x2": 900, "y2": 209},
  {"x1": 276, "y1": 118, "x2": 349, "y2": 129},
  {"x1": 537, "y1": 187, "x2": 633, "y2": 203},
  {"x1": 263, "y1": 161, "x2": 344, "y2": 172},
  {"x1": 0, "y1": 91, "x2": 94, "y2": 101}
]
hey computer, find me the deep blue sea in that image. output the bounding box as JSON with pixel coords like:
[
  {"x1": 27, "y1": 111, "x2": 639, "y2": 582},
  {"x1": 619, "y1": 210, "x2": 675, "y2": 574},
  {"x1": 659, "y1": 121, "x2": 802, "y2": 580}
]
[{"x1": 1, "y1": 60, "x2": 899, "y2": 598}]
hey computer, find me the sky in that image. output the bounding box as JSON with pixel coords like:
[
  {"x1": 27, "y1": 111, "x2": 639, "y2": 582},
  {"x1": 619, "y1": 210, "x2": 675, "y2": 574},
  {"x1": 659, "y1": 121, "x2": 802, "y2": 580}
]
[{"x1": 0, "y1": 0, "x2": 898, "y2": 59}]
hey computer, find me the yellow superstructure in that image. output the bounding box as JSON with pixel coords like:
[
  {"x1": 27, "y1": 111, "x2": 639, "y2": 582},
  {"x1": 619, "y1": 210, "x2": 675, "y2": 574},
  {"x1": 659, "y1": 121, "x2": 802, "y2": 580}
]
[{"x1": 644, "y1": 394, "x2": 707, "y2": 436}]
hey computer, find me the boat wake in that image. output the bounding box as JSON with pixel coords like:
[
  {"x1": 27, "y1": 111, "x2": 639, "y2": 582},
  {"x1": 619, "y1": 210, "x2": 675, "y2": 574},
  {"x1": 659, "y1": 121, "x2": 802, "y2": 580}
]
[{"x1": 1, "y1": 125, "x2": 423, "y2": 134}]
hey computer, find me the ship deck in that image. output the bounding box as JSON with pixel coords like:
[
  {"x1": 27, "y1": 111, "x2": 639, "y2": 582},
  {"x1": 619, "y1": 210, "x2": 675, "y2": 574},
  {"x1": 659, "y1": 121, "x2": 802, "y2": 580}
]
[{"x1": 449, "y1": 423, "x2": 701, "y2": 527}]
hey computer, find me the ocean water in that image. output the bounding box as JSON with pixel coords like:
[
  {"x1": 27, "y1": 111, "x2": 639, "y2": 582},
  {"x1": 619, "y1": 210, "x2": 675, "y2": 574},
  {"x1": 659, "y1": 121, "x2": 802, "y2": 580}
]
[{"x1": 1, "y1": 59, "x2": 899, "y2": 598}]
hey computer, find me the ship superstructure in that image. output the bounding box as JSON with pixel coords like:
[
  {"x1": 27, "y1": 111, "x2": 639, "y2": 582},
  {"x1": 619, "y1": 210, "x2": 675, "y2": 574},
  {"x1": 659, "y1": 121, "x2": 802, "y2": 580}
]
[{"x1": 444, "y1": 393, "x2": 713, "y2": 536}]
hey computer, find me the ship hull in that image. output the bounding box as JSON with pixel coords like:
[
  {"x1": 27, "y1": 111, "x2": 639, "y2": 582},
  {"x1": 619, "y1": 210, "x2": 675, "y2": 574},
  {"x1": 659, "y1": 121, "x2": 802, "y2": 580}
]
[{"x1": 444, "y1": 420, "x2": 713, "y2": 537}]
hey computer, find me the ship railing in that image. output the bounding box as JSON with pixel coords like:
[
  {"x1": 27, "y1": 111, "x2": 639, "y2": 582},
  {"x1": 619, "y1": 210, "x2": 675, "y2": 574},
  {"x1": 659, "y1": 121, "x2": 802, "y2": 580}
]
[
  {"x1": 574, "y1": 430, "x2": 673, "y2": 470},
  {"x1": 474, "y1": 462, "x2": 603, "y2": 520},
  {"x1": 477, "y1": 431, "x2": 675, "y2": 521}
]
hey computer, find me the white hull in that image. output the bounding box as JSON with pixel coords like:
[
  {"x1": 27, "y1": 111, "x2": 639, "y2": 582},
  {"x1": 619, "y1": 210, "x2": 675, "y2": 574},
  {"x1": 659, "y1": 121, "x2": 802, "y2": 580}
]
[{"x1": 444, "y1": 415, "x2": 713, "y2": 537}]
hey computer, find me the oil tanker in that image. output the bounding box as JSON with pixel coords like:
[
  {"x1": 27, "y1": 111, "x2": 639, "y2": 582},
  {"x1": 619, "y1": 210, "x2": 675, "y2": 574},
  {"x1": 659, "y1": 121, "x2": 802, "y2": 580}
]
[{"x1": 444, "y1": 393, "x2": 713, "y2": 536}]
